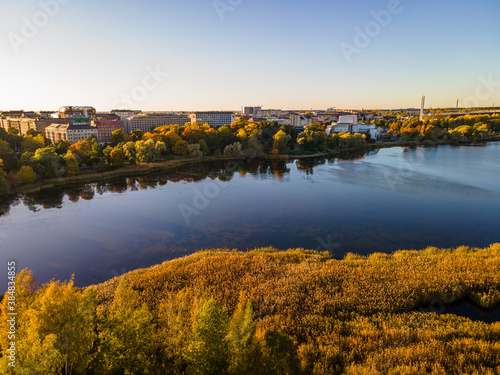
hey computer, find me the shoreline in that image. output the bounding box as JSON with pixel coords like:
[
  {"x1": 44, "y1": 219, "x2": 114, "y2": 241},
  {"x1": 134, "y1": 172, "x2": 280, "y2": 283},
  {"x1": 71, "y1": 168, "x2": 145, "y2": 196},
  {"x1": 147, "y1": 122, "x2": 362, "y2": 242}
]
[{"x1": 6, "y1": 138, "x2": 499, "y2": 196}]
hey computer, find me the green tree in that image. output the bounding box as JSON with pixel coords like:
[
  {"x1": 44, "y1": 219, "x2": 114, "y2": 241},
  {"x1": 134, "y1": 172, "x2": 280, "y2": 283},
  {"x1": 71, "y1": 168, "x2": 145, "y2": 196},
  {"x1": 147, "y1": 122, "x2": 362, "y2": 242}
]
[
  {"x1": 227, "y1": 298, "x2": 258, "y2": 374},
  {"x1": 131, "y1": 129, "x2": 144, "y2": 142},
  {"x1": 185, "y1": 298, "x2": 230, "y2": 375},
  {"x1": 173, "y1": 140, "x2": 189, "y2": 157},
  {"x1": 21, "y1": 134, "x2": 46, "y2": 153},
  {"x1": 0, "y1": 175, "x2": 9, "y2": 196},
  {"x1": 135, "y1": 139, "x2": 157, "y2": 162},
  {"x1": 110, "y1": 129, "x2": 125, "y2": 146},
  {"x1": 97, "y1": 278, "x2": 156, "y2": 375},
  {"x1": 54, "y1": 139, "x2": 71, "y2": 155},
  {"x1": 188, "y1": 143, "x2": 203, "y2": 158},
  {"x1": 260, "y1": 331, "x2": 302, "y2": 375},
  {"x1": 0, "y1": 140, "x2": 16, "y2": 171},
  {"x1": 102, "y1": 146, "x2": 113, "y2": 164},
  {"x1": 30, "y1": 147, "x2": 60, "y2": 179},
  {"x1": 223, "y1": 142, "x2": 243, "y2": 157},
  {"x1": 123, "y1": 141, "x2": 136, "y2": 162}
]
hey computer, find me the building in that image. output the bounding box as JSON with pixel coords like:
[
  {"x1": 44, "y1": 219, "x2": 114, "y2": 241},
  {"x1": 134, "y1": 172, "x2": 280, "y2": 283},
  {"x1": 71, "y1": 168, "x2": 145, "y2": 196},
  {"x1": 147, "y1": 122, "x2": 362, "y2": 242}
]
[
  {"x1": 92, "y1": 120, "x2": 125, "y2": 144},
  {"x1": 20, "y1": 118, "x2": 68, "y2": 135},
  {"x1": 45, "y1": 123, "x2": 98, "y2": 144},
  {"x1": 243, "y1": 106, "x2": 262, "y2": 115},
  {"x1": 290, "y1": 114, "x2": 313, "y2": 127},
  {"x1": 111, "y1": 109, "x2": 142, "y2": 121},
  {"x1": 326, "y1": 114, "x2": 381, "y2": 139},
  {"x1": 0, "y1": 115, "x2": 67, "y2": 135},
  {"x1": 189, "y1": 112, "x2": 235, "y2": 128},
  {"x1": 124, "y1": 113, "x2": 190, "y2": 133},
  {"x1": 59, "y1": 106, "x2": 96, "y2": 119}
]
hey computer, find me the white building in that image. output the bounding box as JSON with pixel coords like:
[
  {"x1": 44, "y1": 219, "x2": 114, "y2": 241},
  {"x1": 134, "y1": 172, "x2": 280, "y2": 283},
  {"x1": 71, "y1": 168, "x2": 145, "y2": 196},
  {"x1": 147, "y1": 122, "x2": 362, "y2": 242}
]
[
  {"x1": 338, "y1": 115, "x2": 358, "y2": 124},
  {"x1": 125, "y1": 114, "x2": 190, "y2": 133},
  {"x1": 326, "y1": 115, "x2": 381, "y2": 139},
  {"x1": 45, "y1": 124, "x2": 98, "y2": 144},
  {"x1": 189, "y1": 112, "x2": 235, "y2": 128}
]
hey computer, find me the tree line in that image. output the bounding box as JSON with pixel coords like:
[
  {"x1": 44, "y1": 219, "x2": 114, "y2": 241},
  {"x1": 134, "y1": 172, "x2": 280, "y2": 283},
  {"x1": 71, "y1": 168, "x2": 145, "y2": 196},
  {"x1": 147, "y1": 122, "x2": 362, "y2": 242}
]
[
  {"x1": 0, "y1": 120, "x2": 369, "y2": 196},
  {"x1": 387, "y1": 114, "x2": 500, "y2": 142}
]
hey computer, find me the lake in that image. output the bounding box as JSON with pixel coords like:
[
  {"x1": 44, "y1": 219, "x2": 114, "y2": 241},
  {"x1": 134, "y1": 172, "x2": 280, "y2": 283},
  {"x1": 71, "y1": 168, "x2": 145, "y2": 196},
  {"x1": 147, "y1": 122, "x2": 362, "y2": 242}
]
[{"x1": 1, "y1": 142, "x2": 499, "y2": 287}]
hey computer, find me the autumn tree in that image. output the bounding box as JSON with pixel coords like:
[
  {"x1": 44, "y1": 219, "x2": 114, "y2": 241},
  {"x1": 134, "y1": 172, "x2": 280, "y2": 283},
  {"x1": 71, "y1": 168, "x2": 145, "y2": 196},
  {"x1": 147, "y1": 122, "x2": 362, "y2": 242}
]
[
  {"x1": 272, "y1": 130, "x2": 291, "y2": 155},
  {"x1": 64, "y1": 151, "x2": 80, "y2": 176},
  {"x1": 2, "y1": 275, "x2": 96, "y2": 375},
  {"x1": 17, "y1": 165, "x2": 36, "y2": 184},
  {"x1": 110, "y1": 149, "x2": 126, "y2": 168}
]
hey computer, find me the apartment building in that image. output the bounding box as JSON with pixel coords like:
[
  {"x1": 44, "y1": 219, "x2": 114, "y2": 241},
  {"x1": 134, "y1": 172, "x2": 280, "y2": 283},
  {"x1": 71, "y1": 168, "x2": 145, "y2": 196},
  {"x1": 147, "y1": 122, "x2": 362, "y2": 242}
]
[
  {"x1": 189, "y1": 112, "x2": 235, "y2": 128},
  {"x1": 45, "y1": 124, "x2": 98, "y2": 144},
  {"x1": 124, "y1": 113, "x2": 190, "y2": 133},
  {"x1": 92, "y1": 120, "x2": 125, "y2": 143}
]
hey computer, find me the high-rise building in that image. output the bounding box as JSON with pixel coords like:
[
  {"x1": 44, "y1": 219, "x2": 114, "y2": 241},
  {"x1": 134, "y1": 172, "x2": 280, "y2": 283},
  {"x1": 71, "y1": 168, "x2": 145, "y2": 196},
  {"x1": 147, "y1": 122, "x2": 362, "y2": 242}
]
[
  {"x1": 189, "y1": 112, "x2": 235, "y2": 128},
  {"x1": 243, "y1": 106, "x2": 262, "y2": 115}
]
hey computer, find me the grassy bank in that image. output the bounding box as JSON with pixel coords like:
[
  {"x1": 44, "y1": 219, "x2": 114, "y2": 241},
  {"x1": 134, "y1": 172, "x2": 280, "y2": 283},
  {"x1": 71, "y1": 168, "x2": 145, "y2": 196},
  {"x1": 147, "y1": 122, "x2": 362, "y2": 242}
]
[
  {"x1": 2, "y1": 244, "x2": 500, "y2": 374},
  {"x1": 92, "y1": 244, "x2": 500, "y2": 374}
]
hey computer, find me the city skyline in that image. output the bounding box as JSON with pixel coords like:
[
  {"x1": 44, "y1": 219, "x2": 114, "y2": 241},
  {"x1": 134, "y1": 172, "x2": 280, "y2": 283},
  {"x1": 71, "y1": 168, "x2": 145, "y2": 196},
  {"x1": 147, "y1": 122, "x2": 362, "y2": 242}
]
[{"x1": 1, "y1": 0, "x2": 499, "y2": 111}]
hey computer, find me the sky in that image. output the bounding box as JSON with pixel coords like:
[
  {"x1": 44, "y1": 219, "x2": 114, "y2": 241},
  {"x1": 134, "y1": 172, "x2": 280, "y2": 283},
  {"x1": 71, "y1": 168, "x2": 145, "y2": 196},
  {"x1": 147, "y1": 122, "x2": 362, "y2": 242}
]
[{"x1": 1, "y1": 0, "x2": 499, "y2": 111}]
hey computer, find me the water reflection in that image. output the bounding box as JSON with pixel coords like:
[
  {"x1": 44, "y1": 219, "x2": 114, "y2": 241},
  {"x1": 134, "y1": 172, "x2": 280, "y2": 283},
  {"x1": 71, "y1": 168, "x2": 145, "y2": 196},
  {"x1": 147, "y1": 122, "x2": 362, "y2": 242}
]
[
  {"x1": 0, "y1": 160, "x2": 296, "y2": 216},
  {"x1": 0, "y1": 144, "x2": 499, "y2": 287}
]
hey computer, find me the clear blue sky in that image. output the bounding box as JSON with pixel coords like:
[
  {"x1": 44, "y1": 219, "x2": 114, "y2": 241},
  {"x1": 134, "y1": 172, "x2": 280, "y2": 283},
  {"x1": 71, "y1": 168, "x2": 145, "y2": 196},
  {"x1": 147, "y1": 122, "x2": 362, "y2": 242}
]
[{"x1": 1, "y1": 0, "x2": 499, "y2": 111}]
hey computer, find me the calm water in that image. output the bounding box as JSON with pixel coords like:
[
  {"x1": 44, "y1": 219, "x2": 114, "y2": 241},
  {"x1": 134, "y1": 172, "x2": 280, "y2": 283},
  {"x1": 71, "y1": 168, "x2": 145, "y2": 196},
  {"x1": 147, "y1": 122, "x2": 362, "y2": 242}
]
[{"x1": 0, "y1": 143, "x2": 499, "y2": 287}]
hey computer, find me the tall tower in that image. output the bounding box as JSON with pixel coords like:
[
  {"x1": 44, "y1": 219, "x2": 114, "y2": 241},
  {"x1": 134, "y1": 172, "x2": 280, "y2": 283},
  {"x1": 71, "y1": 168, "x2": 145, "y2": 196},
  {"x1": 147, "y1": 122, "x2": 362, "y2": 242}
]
[{"x1": 420, "y1": 96, "x2": 425, "y2": 122}]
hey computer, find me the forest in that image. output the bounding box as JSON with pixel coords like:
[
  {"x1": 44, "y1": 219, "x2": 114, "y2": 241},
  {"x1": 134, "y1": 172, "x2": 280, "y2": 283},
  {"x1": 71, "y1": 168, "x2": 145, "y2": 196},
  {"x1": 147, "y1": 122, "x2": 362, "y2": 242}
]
[
  {"x1": 1, "y1": 244, "x2": 499, "y2": 374},
  {"x1": 1, "y1": 113, "x2": 498, "y2": 196}
]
